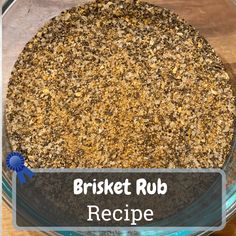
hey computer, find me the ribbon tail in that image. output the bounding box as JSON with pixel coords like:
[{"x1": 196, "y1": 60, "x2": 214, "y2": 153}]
[
  {"x1": 22, "y1": 167, "x2": 35, "y2": 179},
  {"x1": 17, "y1": 171, "x2": 26, "y2": 184}
]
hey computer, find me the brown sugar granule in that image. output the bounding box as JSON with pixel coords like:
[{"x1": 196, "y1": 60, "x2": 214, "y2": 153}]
[{"x1": 6, "y1": 0, "x2": 235, "y2": 168}]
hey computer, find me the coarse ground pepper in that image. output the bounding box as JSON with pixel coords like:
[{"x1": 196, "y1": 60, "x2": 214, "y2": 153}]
[{"x1": 6, "y1": 0, "x2": 235, "y2": 168}]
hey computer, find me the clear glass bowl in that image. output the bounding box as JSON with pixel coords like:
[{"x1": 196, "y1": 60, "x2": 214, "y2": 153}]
[{"x1": 2, "y1": 0, "x2": 236, "y2": 235}]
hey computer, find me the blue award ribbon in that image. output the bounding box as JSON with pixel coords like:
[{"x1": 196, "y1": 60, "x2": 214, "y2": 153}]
[{"x1": 6, "y1": 152, "x2": 35, "y2": 184}]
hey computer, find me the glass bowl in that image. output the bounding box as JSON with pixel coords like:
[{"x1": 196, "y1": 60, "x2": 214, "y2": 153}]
[{"x1": 2, "y1": 0, "x2": 236, "y2": 235}]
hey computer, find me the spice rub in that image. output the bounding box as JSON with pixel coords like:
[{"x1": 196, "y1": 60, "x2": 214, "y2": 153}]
[{"x1": 6, "y1": 0, "x2": 235, "y2": 168}]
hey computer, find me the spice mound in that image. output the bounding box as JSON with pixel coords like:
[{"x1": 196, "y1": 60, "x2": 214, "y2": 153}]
[{"x1": 6, "y1": 0, "x2": 235, "y2": 168}]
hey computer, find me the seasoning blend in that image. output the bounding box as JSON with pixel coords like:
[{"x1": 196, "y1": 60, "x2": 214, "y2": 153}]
[{"x1": 6, "y1": 0, "x2": 235, "y2": 169}]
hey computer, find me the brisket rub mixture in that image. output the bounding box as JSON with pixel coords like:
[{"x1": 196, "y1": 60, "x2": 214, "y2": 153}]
[{"x1": 6, "y1": 0, "x2": 235, "y2": 168}]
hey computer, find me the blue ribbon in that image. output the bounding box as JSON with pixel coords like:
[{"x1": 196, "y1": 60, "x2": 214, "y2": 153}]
[{"x1": 6, "y1": 152, "x2": 35, "y2": 184}]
